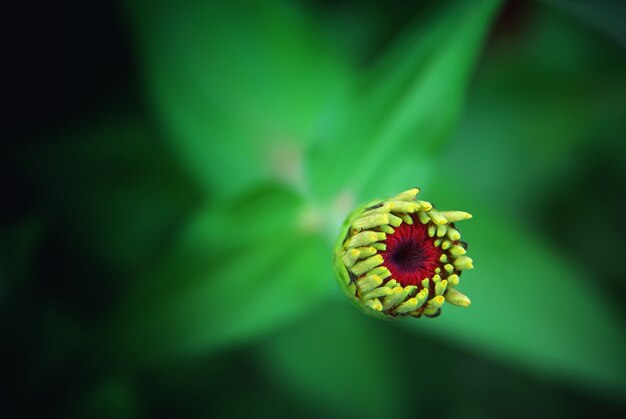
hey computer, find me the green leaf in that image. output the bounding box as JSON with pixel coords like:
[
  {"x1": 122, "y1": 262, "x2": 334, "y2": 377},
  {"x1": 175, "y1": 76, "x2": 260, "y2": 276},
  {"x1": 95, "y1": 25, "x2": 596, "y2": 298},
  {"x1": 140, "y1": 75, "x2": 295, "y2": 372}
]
[
  {"x1": 417, "y1": 15, "x2": 626, "y2": 391},
  {"x1": 405, "y1": 209, "x2": 626, "y2": 395},
  {"x1": 107, "y1": 184, "x2": 333, "y2": 363},
  {"x1": 126, "y1": 0, "x2": 349, "y2": 198},
  {"x1": 257, "y1": 301, "x2": 404, "y2": 419},
  {"x1": 14, "y1": 113, "x2": 200, "y2": 276},
  {"x1": 442, "y1": 2, "x2": 626, "y2": 219},
  {"x1": 307, "y1": 0, "x2": 503, "y2": 202},
  {"x1": 543, "y1": 0, "x2": 626, "y2": 48}
]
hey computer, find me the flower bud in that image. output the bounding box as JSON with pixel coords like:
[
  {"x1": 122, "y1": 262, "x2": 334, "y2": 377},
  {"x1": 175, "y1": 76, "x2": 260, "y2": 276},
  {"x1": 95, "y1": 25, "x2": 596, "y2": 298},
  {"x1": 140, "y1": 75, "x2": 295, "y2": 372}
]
[{"x1": 334, "y1": 188, "x2": 473, "y2": 319}]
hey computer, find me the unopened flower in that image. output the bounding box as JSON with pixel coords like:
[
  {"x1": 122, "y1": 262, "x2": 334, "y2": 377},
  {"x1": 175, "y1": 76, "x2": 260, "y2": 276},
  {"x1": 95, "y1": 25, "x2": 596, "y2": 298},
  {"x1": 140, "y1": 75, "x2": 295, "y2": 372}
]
[{"x1": 333, "y1": 188, "x2": 473, "y2": 319}]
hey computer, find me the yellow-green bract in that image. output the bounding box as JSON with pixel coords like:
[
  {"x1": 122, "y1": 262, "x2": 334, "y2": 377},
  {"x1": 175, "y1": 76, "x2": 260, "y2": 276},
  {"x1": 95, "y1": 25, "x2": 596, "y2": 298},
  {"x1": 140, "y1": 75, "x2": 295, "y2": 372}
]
[{"x1": 334, "y1": 188, "x2": 473, "y2": 319}]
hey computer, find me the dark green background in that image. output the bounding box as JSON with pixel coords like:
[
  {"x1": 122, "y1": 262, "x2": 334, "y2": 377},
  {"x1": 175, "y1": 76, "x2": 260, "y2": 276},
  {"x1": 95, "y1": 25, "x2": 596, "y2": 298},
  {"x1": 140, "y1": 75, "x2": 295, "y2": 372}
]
[{"x1": 3, "y1": 0, "x2": 626, "y2": 418}]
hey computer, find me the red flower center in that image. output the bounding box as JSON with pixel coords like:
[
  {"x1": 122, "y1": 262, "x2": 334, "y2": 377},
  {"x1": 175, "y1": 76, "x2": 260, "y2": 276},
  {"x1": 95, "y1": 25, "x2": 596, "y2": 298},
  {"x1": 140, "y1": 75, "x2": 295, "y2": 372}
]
[{"x1": 379, "y1": 214, "x2": 442, "y2": 287}]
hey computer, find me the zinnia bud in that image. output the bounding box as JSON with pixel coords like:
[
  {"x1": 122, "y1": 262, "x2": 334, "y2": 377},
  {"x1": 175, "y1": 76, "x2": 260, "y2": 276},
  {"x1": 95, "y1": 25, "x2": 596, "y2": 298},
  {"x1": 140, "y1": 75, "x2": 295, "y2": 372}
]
[{"x1": 333, "y1": 188, "x2": 473, "y2": 319}]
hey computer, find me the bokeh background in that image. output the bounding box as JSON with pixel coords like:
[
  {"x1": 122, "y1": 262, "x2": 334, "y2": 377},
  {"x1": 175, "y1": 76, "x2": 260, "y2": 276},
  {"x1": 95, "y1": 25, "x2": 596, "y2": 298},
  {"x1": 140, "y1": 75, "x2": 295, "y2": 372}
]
[{"x1": 3, "y1": 0, "x2": 626, "y2": 417}]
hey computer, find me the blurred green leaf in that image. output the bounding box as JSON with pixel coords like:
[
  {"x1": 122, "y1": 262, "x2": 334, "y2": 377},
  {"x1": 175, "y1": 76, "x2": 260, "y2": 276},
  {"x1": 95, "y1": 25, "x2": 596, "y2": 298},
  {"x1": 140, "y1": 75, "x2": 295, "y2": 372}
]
[
  {"x1": 113, "y1": 0, "x2": 505, "y2": 363},
  {"x1": 17, "y1": 114, "x2": 200, "y2": 272},
  {"x1": 444, "y1": 5, "x2": 626, "y2": 219},
  {"x1": 108, "y1": 184, "x2": 333, "y2": 363},
  {"x1": 543, "y1": 0, "x2": 626, "y2": 48},
  {"x1": 437, "y1": 4, "x2": 626, "y2": 306},
  {"x1": 126, "y1": 0, "x2": 349, "y2": 198},
  {"x1": 415, "y1": 9, "x2": 626, "y2": 393},
  {"x1": 405, "y1": 203, "x2": 626, "y2": 395},
  {"x1": 307, "y1": 0, "x2": 502, "y2": 201},
  {"x1": 257, "y1": 301, "x2": 403, "y2": 419}
]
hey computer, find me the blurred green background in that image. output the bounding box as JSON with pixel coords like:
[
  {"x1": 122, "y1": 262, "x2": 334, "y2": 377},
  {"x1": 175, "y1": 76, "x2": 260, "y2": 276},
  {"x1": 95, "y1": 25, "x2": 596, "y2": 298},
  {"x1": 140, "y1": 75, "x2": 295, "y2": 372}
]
[{"x1": 3, "y1": 0, "x2": 626, "y2": 417}]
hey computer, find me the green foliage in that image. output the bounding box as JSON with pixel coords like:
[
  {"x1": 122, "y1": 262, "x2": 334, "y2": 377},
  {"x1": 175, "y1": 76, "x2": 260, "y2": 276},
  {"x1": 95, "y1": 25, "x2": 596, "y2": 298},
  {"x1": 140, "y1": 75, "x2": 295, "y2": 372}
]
[
  {"x1": 258, "y1": 302, "x2": 399, "y2": 419},
  {"x1": 127, "y1": 0, "x2": 349, "y2": 198},
  {"x1": 308, "y1": 0, "x2": 502, "y2": 201},
  {"x1": 109, "y1": 184, "x2": 331, "y2": 362},
  {"x1": 411, "y1": 206, "x2": 626, "y2": 393},
  {"x1": 109, "y1": 0, "x2": 504, "y2": 363},
  {"x1": 5, "y1": 0, "x2": 626, "y2": 416}
]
